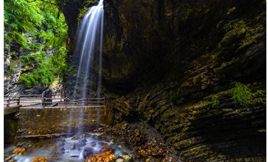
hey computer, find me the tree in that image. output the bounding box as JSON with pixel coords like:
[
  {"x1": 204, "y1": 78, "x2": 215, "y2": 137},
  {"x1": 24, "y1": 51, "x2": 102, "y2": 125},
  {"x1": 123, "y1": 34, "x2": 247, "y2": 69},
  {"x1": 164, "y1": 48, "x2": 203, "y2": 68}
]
[{"x1": 4, "y1": 0, "x2": 69, "y2": 86}]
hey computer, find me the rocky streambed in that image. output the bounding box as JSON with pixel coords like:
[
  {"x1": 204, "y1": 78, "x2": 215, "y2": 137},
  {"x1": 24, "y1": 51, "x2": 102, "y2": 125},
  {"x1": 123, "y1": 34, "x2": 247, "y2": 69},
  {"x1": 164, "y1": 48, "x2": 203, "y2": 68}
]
[{"x1": 5, "y1": 122, "x2": 179, "y2": 162}]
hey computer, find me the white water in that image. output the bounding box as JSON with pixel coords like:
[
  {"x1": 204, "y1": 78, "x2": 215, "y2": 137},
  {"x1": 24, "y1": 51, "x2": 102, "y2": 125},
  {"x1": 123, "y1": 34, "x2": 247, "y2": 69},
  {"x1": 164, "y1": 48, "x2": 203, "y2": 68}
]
[{"x1": 67, "y1": 0, "x2": 104, "y2": 135}]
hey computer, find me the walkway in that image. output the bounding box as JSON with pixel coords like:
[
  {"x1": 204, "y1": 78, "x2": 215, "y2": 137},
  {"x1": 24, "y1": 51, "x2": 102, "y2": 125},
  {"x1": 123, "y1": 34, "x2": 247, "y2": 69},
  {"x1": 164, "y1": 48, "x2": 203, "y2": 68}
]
[{"x1": 4, "y1": 94, "x2": 105, "y2": 115}]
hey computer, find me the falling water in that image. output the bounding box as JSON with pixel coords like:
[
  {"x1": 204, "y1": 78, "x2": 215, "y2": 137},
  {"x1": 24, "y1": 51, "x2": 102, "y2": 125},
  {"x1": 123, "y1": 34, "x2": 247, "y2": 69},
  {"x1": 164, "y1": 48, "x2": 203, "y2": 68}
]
[{"x1": 67, "y1": 0, "x2": 104, "y2": 136}]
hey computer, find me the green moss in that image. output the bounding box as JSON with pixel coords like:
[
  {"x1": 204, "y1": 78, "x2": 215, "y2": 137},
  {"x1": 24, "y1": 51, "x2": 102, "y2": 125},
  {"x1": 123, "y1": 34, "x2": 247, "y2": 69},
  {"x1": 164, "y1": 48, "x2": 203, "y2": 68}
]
[
  {"x1": 240, "y1": 24, "x2": 264, "y2": 47},
  {"x1": 77, "y1": 0, "x2": 99, "y2": 22},
  {"x1": 231, "y1": 82, "x2": 253, "y2": 106},
  {"x1": 220, "y1": 21, "x2": 247, "y2": 44},
  {"x1": 202, "y1": 82, "x2": 265, "y2": 108},
  {"x1": 198, "y1": 101, "x2": 211, "y2": 107},
  {"x1": 221, "y1": 62, "x2": 227, "y2": 68},
  {"x1": 211, "y1": 96, "x2": 220, "y2": 108},
  {"x1": 218, "y1": 18, "x2": 264, "y2": 49},
  {"x1": 78, "y1": 6, "x2": 90, "y2": 22},
  {"x1": 257, "y1": 90, "x2": 265, "y2": 96},
  {"x1": 205, "y1": 95, "x2": 220, "y2": 108},
  {"x1": 223, "y1": 20, "x2": 246, "y2": 31}
]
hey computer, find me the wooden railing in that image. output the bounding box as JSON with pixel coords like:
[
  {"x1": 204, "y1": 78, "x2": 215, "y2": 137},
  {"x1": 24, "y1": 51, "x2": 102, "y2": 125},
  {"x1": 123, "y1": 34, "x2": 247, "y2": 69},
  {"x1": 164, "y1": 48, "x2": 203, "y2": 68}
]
[
  {"x1": 63, "y1": 97, "x2": 105, "y2": 108},
  {"x1": 4, "y1": 96, "x2": 21, "y2": 107},
  {"x1": 17, "y1": 94, "x2": 58, "y2": 99},
  {"x1": 4, "y1": 94, "x2": 105, "y2": 108}
]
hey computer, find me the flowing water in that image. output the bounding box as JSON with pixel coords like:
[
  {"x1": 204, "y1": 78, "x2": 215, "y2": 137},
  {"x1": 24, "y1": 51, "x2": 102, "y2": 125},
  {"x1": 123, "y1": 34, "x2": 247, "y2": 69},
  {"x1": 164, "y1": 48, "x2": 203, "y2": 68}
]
[
  {"x1": 67, "y1": 0, "x2": 104, "y2": 136},
  {"x1": 5, "y1": 134, "x2": 136, "y2": 162}
]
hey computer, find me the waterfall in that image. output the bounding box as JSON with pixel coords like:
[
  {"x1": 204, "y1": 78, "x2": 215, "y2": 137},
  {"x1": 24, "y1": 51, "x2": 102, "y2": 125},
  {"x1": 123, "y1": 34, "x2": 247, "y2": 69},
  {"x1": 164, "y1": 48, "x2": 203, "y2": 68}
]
[{"x1": 67, "y1": 0, "x2": 104, "y2": 136}]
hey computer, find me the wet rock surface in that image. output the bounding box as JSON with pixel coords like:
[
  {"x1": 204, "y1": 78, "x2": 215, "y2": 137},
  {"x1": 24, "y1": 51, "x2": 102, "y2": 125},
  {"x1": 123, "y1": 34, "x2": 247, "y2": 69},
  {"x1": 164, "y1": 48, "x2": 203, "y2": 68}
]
[
  {"x1": 32, "y1": 157, "x2": 48, "y2": 162},
  {"x1": 102, "y1": 122, "x2": 179, "y2": 162},
  {"x1": 6, "y1": 121, "x2": 180, "y2": 162}
]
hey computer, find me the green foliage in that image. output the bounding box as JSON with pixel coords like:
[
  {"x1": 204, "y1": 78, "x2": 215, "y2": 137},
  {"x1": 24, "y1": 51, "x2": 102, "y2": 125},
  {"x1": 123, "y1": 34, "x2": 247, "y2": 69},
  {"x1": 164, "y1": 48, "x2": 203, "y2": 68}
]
[
  {"x1": 231, "y1": 82, "x2": 252, "y2": 106},
  {"x1": 22, "y1": 52, "x2": 47, "y2": 66},
  {"x1": 5, "y1": 0, "x2": 69, "y2": 86},
  {"x1": 29, "y1": 43, "x2": 41, "y2": 52},
  {"x1": 257, "y1": 90, "x2": 265, "y2": 96},
  {"x1": 5, "y1": 59, "x2": 21, "y2": 77},
  {"x1": 4, "y1": 46, "x2": 9, "y2": 51},
  {"x1": 20, "y1": 59, "x2": 57, "y2": 86},
  {"x1": 4, "y1": 0, "x2": 43, "y2": 47},
  {"x1": 78, "y1": 6, "x2": 90, "y2": 22}
]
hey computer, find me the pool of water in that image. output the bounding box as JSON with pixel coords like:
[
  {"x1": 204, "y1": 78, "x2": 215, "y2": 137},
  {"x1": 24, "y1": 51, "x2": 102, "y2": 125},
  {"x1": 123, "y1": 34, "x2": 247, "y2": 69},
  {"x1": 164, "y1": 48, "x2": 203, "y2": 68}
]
[{"x1": 5, "y1": 133, "x2": 136, "y2": 162}]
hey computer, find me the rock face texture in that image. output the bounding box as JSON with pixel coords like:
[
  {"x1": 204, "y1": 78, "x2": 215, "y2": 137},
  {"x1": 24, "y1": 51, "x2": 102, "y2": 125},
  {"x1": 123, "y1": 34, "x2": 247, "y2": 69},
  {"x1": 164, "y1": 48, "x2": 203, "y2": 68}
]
[
  {"x1": 62, "y1": 0, "x2": 266, "y2": 161},
  {"x1": 4, "y1": 33, "x2": 51, "y2": 96},
  {"x1": 42, "y1": 89, "x2": 53, "y2": 105}
]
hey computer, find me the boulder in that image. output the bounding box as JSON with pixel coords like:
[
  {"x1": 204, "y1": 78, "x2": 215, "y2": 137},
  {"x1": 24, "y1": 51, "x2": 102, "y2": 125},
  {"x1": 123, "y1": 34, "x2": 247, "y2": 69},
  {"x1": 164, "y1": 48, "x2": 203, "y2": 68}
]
[{"x1": 42, "y1": 89, "x2": 53, "y2": 105}]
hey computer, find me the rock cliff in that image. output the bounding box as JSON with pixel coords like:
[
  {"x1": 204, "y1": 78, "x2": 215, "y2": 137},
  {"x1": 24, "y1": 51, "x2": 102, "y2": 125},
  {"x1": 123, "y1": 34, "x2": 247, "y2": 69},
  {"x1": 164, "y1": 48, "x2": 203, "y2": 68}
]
[{"x1": 62, "y1": 0, "x2": 266, "y2": 161}]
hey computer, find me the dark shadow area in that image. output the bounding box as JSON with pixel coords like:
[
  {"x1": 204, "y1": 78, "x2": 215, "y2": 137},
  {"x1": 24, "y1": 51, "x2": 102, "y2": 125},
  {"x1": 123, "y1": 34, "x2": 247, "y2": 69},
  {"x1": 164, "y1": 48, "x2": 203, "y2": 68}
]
[
  {"x1": 187, "y1": 105, "x2": 266, "y2": 160},
  {"x1": 4, "y1": 113, "x2": 19, "y2": 145}
]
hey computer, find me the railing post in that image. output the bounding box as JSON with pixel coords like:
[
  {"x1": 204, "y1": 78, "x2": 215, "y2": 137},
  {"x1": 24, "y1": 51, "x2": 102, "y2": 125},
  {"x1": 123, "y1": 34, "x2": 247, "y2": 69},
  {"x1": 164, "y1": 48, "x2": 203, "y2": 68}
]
[
  {"x1": 65, "y1": 97, "x2": 67, "y2": 108},
  {"x1": 29, "y1": 94, "x2": 31, "y2": 99},
  {"x1": 7, "y1": 96, "x2": 10, "y2": 107},
  {"x1": 42, "y1": 97, "x2": 46, "y2": 108},
  {"x1": 17, "y1": 95, "x2": 20, "y2": 106}
]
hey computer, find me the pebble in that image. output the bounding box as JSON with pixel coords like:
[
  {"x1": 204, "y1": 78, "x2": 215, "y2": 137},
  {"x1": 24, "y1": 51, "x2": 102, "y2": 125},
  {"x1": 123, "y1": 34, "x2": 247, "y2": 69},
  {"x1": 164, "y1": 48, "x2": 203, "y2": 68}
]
[
  {"x1": 4, "y1": 154, "x2": 15, "y2": 161},
  {"x1": 70, "y1": 154, "x2": 79, "y2": 157},
  {"x1": 16, "y1": 142, "x2": 26, "y2": 147},
  {"x1": 116, "y1": 158, "x2": 124, "y2": 162},
  {"x1": 123, "y1": 155, "x2": 131, "y2": 161},
  {"x1": 16, "y1": 129, "x2": 26, "y2": 134},
  {"x1": 32, "y1": 157, "x2": 48, "y2": 162}
]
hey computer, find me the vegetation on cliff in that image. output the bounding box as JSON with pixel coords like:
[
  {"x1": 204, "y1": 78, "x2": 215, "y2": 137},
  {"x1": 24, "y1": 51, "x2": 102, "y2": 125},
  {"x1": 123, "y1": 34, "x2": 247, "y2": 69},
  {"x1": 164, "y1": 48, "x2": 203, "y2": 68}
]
[{"x1": 4, "y1": 0, "x2": 68, "y2": 86}]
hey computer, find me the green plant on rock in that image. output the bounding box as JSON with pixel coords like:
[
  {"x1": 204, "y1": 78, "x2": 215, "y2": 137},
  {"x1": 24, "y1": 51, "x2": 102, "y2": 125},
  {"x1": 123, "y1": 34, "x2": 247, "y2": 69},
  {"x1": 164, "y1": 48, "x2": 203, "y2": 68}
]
[
  {"x1": 207, "y1": 95, "x2": 220, "y2": 108},
  {"x1": 5, "y1": 59, "x2": 21, "y2": 77},
  {"x1": 222, "y1": 20, "x2": 247, "y2": 32},
  {"x1": 29, "y1": 43, "x2": 41, "y2": 52},
  {"x1": 211, "y1": 96, "x2": 220, "y2": 108},
  {"x1": 231, "y1": 82, "x2": 252, "y2": 106},
  {"x1": 77, "y1": 0, "x2": 100, "y2": 22},
  {"x1": 78, "y1": 6, "x2": 90, "y2": 21},
  {"x1": 257, "y1": 90, "x2": 265, "y2": 96},
  {"x1": 5, "y1": 0, "x2": 69, "y2": 87},
  {"x1": 220, "y1": 20, "x2": 247, "y2": 44},
  {"x1": 4, "y1": 0, "x2": 43, "y2": 48},
  {"x1": 221, "y1": 62, "x2": 227, "y2": 67}
]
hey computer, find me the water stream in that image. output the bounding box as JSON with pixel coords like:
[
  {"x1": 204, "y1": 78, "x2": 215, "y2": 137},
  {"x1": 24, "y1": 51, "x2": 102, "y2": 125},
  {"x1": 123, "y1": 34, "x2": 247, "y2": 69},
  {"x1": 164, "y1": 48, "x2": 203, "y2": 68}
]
[{"x1": 5, "y1": 134, "x2": 136, "y2": 162}]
